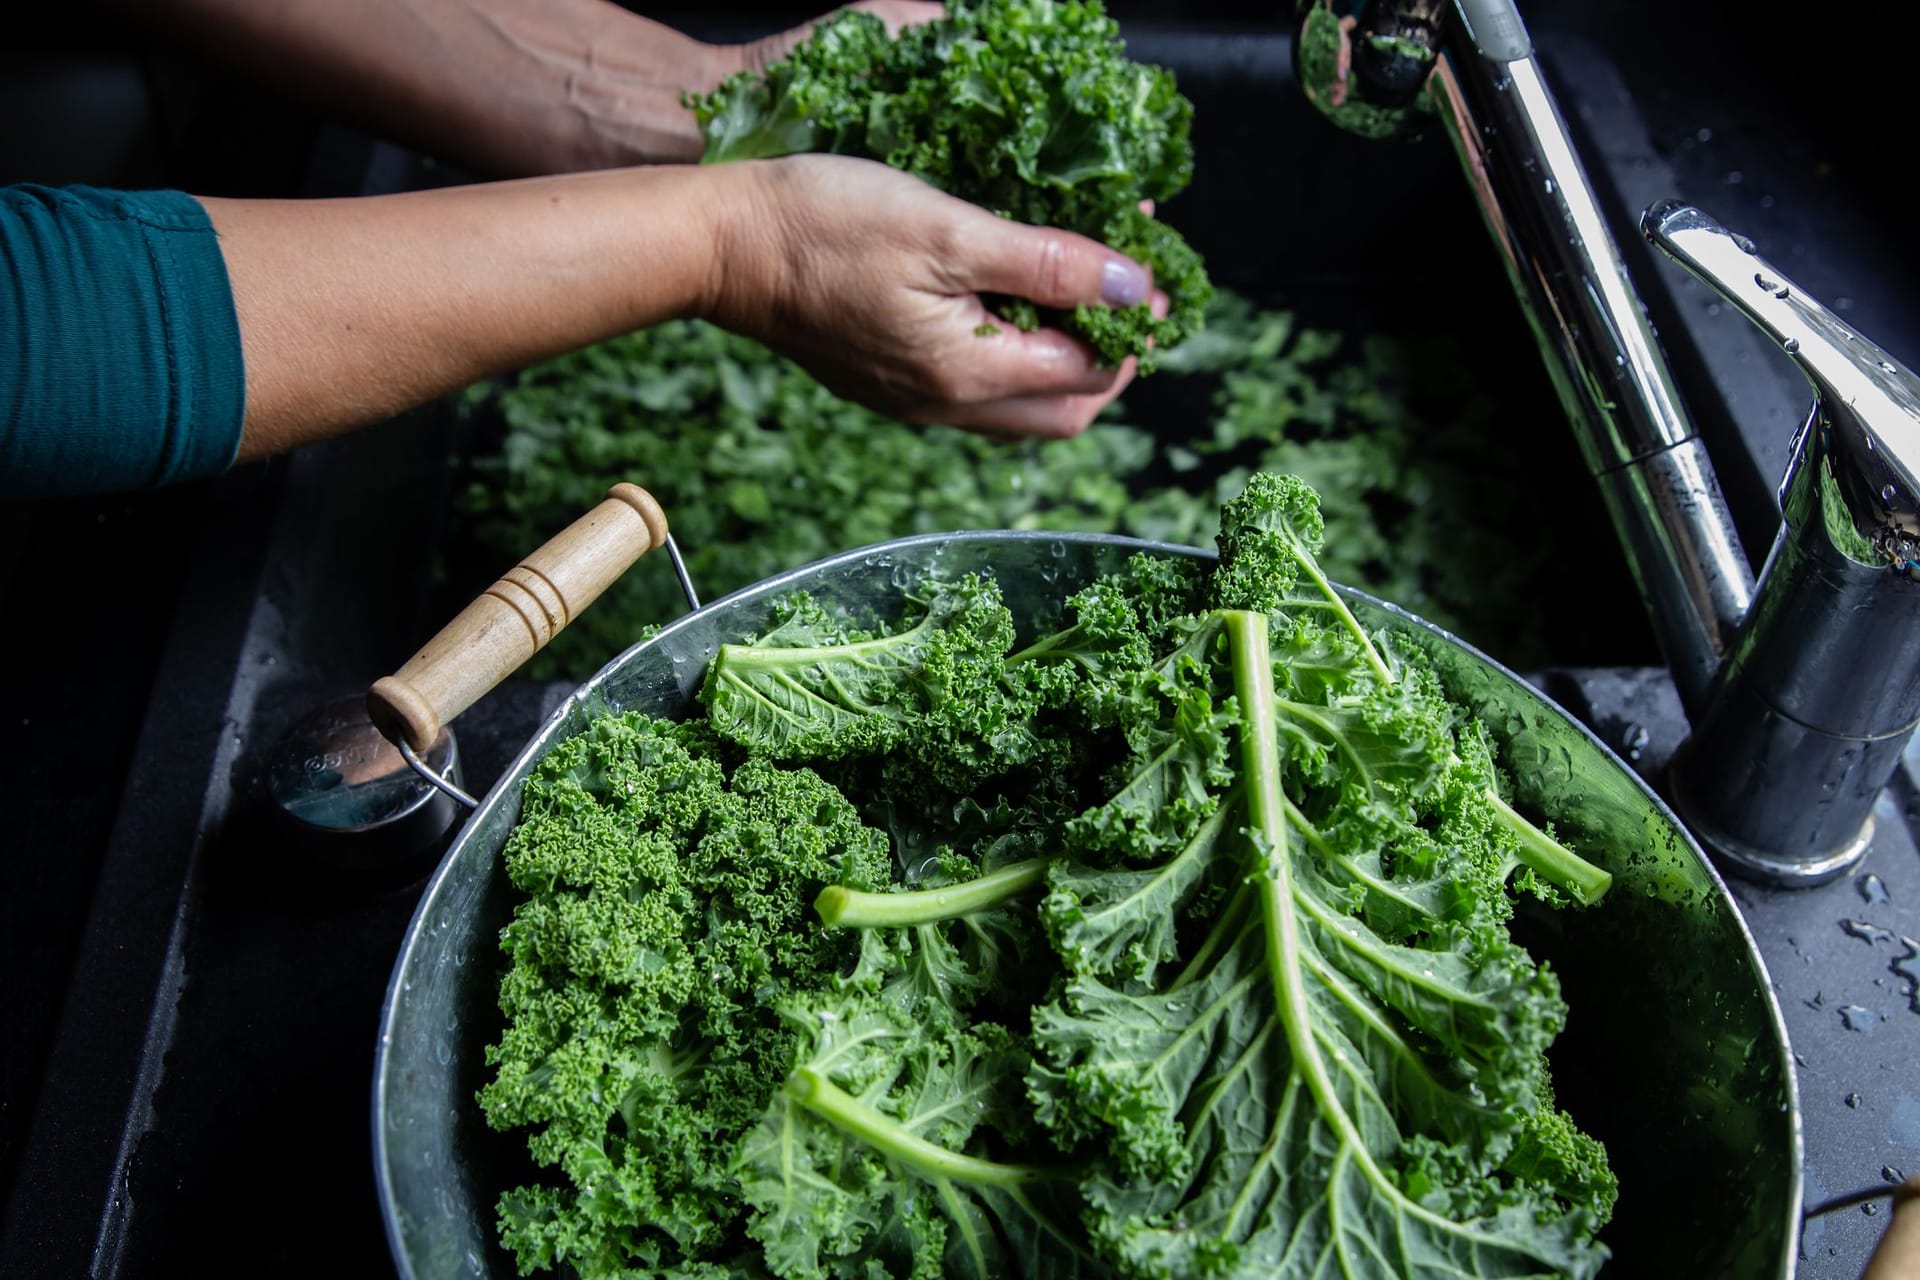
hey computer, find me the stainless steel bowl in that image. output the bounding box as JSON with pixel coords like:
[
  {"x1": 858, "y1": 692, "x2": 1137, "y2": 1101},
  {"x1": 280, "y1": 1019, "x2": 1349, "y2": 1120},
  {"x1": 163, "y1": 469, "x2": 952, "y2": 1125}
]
[{"x1": 373, "y1": 532, "x2": 1801, "y2": 1278}]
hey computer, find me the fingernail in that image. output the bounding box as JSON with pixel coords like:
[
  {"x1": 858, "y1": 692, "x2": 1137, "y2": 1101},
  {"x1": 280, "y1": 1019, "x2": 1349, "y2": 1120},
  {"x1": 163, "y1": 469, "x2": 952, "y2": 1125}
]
[{"x1": 1101, "y1": 258, "x2": 1150, "y2": 307}]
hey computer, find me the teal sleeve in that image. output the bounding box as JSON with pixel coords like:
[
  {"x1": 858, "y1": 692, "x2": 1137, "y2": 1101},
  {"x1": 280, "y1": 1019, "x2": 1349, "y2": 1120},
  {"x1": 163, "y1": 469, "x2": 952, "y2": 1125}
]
[{"x1": 1, "y1": 185, "x2": 247, "y2": 499}]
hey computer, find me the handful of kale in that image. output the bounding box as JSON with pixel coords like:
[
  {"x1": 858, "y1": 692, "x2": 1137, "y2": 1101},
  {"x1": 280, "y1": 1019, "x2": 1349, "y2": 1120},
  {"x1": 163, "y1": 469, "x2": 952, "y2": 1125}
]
[
  {"x1": 480, "y1": 474, "x2": 1617, "y2": 1279},
  {"x1": 687, "y1": 0, "x2": 1212, "y2": 367}
]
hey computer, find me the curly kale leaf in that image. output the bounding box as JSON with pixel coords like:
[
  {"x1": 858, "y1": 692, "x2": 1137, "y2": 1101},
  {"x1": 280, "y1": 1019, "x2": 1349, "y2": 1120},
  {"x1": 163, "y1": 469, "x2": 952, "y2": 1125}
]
[
  {"x1": 479, "y1": 714, "x2": 893, "y2": 1278},
  {"x1": 1212, "y1": 473, "x2": 1613, "y2": 906},
  {"x1": 1026, "y1": 598, "x2": 1614, "y2": 1278},
  {"x1": 737, "y1": 986, "x2": 1097, "y2": 1280},
  {"x1": 688, "y1": 0, "x2": 1212, "y2": 367},
  {"x1": 700, "y1": 574, "x2": 1075, "y2": 794}
]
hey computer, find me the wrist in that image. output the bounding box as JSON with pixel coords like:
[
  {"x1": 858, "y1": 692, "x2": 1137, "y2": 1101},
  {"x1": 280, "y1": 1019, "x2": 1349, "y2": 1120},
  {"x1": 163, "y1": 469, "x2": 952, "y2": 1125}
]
[
  {"x1": 688, "y1": 160, "x2": 790, "y2": 332},
  {"x1": 543, "y1": 18, "x2": 740, "y2": 169}
]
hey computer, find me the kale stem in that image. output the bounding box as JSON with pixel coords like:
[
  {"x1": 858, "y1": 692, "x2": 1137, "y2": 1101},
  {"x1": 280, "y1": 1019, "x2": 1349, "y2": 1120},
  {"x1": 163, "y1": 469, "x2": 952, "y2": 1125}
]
[
  {"x1": 1294, "y1": 557, "x2": 1395, "y2": 686},
  {"x1": 786, "y1": 1067, "x2": 1055, "y2": 1188},
  {"x1": 1486, "y1": 789, "x2": 1613, "y2": 905},
  {"x1": 1223, "y1": 609, "x2": 1294, "y2": 988},
  {"x1": 1007, "y1": 626, "x2": 1082, "y2": 665},
  {"x1": 1226, "y1": 610, "x2": 1368, "y2": 1156},
  {"x1": 815, "y1": 859, "x2": 1049, "y2": 928}
]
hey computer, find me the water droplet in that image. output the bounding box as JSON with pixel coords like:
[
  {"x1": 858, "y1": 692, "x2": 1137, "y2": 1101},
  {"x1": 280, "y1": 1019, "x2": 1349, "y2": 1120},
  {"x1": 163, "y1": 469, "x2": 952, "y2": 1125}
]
[
  {"x1": 1890, "y1": 937, "x2": 1920, "y2": 1013},
  {"x1": 1842, "y1": 918, "x2": 1896, "y2": 946},
  {"x1": 1542, "y1": 178, "x2": 1555, "y2": 195},
  {"x1": 1885, "y1": 1165, "x2": 1905, "y2": 1183},
  {"x1": 1840, "y1": 1005, "x2": 1876, "y2": 1033},
  {"x1": 1847, "y1": 1091, "x2": 1865, "y2": 1108},
  {"x1": 1047, "y1": 540, "x2": 1065, "y2": 558},
  {"x1": 1881, "y1": 361, "x2": 1899, "y2": 374},
  {"x1": 1619, "y1": 723, "x2": 1651, "y2": 761},
  {"x1": 1734, "y1": 234, "x2": 1758, "y2": 254},
  {"x1": 1794, "y1": 1052, "x2": 1810, "y2": 1067},
  {"x1": 1884, "y1": 484, "x2": 1900, "y2": 503},
  {"x1": 1782, "y1": 337, "x2": 1801, "y2": 354},
  {"x1": 1865, "y1": 1201, "x2": 1880, "y2": 1216}
]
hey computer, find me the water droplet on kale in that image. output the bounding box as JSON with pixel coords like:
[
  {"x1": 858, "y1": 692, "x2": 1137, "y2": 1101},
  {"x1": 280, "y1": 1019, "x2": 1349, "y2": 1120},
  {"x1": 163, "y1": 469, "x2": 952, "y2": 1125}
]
[
  {"x1": 1839, "y1": 1005, "x2": 1876, "y2": 1033},
  {"x1": 1858, "y1": 873, "x2": 1890, "y2": 904},
  {"x1": 1886, "y1": 1165, "x2": 1906, "y2": 1183},
  {"x1": 1847, "y1": 1091, "x2": 1865, "y2": 1108}
]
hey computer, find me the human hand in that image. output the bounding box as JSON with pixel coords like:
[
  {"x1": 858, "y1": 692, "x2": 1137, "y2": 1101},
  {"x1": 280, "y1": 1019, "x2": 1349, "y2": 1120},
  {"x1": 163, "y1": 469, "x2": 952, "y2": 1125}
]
[{"x1": 698, "y1": 154, "x2": 1162, "y2": 438}]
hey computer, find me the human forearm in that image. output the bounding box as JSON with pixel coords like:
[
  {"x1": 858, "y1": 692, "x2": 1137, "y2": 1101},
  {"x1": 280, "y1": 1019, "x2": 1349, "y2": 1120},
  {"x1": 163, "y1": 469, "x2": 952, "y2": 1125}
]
[
  {"x1": 127, "y1": 0, "x2": 721, "y2": 173},
  {"x1": 122, "y1": 0, "x2": 938, "y2": 176},
  {"x1": 202, "y1": 152, "x2": 1157, "y2": 464},
  {"x1": 200, "y1": 164, "x2": 730, "y2": 459}
]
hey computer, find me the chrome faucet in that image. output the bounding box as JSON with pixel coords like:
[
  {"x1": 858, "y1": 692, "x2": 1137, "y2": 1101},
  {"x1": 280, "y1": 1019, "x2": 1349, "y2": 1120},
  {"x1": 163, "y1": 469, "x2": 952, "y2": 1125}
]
[
  {"x1": 1296, "y1": 0, "x2": 1920, "y2": 883},
  {"x1": 1643, "y1": 205, "x2": 1920, "y2": 884}
]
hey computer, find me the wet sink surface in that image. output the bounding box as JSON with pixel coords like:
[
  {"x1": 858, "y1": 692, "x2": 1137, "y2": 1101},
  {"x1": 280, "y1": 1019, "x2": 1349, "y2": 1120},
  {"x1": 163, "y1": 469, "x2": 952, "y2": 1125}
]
[{"x1": 1738, "y1": 794, "x2": 1920, "y2": 1272}]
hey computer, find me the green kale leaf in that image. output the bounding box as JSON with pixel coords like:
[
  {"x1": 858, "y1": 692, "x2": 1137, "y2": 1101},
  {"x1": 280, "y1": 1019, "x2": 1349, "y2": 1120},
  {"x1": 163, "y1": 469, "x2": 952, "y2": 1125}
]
[{"x1": 479, "y1": 714, "x2": 894, "y2": 1277}]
